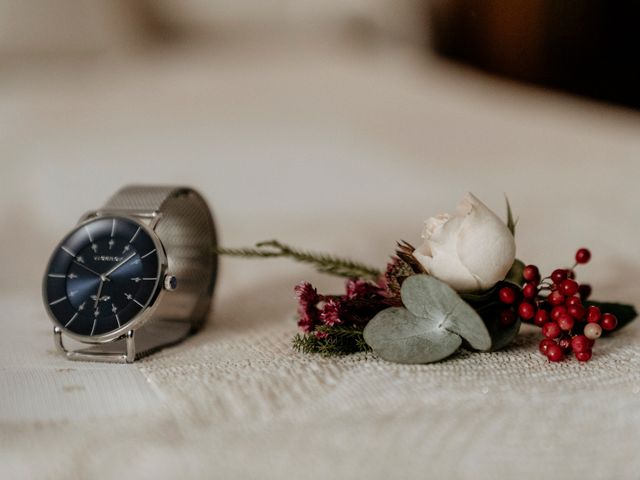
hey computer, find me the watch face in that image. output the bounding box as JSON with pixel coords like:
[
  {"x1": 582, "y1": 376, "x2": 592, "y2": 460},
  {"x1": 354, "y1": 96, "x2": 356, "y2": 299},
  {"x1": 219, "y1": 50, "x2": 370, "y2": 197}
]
[{"x1": 43, "y1": 216, "x2": 162, "y2": 338}]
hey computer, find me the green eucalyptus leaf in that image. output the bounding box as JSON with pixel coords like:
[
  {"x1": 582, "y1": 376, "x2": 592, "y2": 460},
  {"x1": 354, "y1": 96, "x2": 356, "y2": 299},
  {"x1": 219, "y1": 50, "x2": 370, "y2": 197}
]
[
  {"x1": 363, "y1": 275, "x2": 493, "y2": 363},
  {"x1": 363, "y1": 307, "x2": 462, "y2": 364},
  {"x1": 401, "y1": 275, "x2": 491, "y2": 351}
]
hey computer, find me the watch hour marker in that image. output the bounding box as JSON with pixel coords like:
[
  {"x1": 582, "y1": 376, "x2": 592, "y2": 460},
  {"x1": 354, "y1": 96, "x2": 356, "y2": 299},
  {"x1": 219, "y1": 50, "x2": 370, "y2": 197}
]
[
  {"x1": 90, "y1": 318, "x2": 97, "y2": 336},
  {"x1": 61, "y1": 246, "x2": 76, "y2": 257},
  {"x1": 111, "y1": 303, "x2": 118, "y2": 313},
  {"x1": 49, "y1": 296, "x2": 67, "y2": 306},
  {"x1": 48, "y1": 273, "x2": 66, "y2": 278},
  {"x1": 111, "y1": 219, "x2": 116, "y2": 237},
  {"x1": 133, "y1": 299, "x2": 144, "y2": 308},
  {"x1": 68, "y1": 273, "x2": 78, "y2": 279},
  {"x1": 129, "y1": 227, "x2": 141, "y2": 243},
  {"x1": 108, "y1": 239, "x2": 115, "y2": 250},
  {"x1": 131, "y1": 277, "x2": 141, "y2": 283},
  {"x1": 124, "y1": 293, "x2": 133, "y2": 300},
  {"x1": 78, "y1": 302, "x2": 86, "y2": 311},
  {"x1": 115, "y1": 314, "x2": 121, "y2": 327},
  {"x1": 141, "y1": 249, "x2": 156, "y2": 259},
  {"x1": 122, "y1": 244, "x2": 131, "y2": 254},
  {"x1": 91, "y1": 243, "x2": 98, "y2": 253},
  {"x1": 84, "y1": 225, "x2": 93, "y2": 242},
  {"x1": 77, "y1": 256, "x2": 85, "y2": 264},
  {"x1": 143, "y1": 277, "x2": 157, "y2": 281},
  {"x1": 65, "y1": 312, "x2": 78, "y2": 327},
  {"x1": 69, "y1": 290, "x2": 78, "y2": 297}
]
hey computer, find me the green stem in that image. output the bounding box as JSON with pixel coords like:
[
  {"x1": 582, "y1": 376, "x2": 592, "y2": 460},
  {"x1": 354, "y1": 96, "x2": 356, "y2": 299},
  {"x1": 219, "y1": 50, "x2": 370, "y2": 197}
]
[{"x1": 215, "y1": 240, "x2": 381, "y2": 281}]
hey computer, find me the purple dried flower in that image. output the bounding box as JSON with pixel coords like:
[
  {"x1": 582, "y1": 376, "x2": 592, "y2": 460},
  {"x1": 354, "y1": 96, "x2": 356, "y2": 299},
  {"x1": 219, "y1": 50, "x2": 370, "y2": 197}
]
[
  {"x1": 320, "y1": 299, "x2": 343, "y2": 327},
  {"x1": 345, "y1": 279, "x2": 381, "y2": 299},
  {"x1": 295, "y1": 281, "x2": 319, "y2": 305},
  {"x1": 295, "y1": 281, "x2": 320, "y2": 333}
]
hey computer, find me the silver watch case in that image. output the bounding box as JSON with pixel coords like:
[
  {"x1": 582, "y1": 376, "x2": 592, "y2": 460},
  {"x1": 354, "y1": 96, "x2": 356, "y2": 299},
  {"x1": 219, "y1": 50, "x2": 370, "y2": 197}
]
[{"x1": 43, "y1": 210, "x2": 169, "y2": 359}]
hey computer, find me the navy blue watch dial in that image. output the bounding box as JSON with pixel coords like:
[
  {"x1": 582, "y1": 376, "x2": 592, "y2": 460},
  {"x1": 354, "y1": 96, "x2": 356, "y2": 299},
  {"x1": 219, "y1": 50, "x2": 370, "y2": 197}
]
[{"x1": 44, "y1": 217, "x2": 161, "y2": 337}]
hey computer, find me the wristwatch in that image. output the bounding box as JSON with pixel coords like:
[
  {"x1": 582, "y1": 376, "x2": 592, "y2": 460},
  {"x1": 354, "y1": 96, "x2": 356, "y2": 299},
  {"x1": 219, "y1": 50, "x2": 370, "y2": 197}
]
[{"x1": 42, "y1": 185, "x2": 217, "y2": 363}]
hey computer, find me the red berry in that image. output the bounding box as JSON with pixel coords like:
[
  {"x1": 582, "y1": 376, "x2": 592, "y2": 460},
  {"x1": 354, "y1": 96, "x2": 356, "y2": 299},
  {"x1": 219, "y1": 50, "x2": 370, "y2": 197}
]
[
  {"x1": 557, "y1": 314, "x2": 575, "y2": 331},
  {"x1": 551, "y1": 269, "x2": 568, "y2": 285},
  {"x1": 542, "y1": 322, "x2": 562, "y2": 339},
  {"x1": 575, "y1": 248, "x2": 591, "y2": 264},
  {"x1": 578, "y1": 284, "x2": 592, "y2": 301},
  {"x1": 498, "y1": 287, "x2": 517, "y2": 305},
  {"x1": 539, "y1": 338, "x2": 555, "y2": 355},
  {"x1": 534, "y1": 309, "x2": 550, "y2": 327},
  {"x1": 499, "y1": 309, "x2": 517, "y2": 327},
  {"x1": 548, "y1": 290, "x2": 565, "y2": 306},
  {"x1": 546, "y1": 344, "x2": 564, "y2": 362},
  {"x1": 568, "y1": 304, "x2": 586, "y2": 321},
  {"x1": 522, "y1": 283, "x2": 537, "y2": 299},
  {"x1": 565, "y1": 296, "x2": 582, "y2": 307},
  {"x1": 523, "y1": 265, "x2": 540, "y2": 283},
  {"x1": 551, "y1": 306, "x2": 567, "y2": 322},
  {"x1": 586, "y1": 306, "x2": 601, "y2": 323},
  {"x1": 560, "y1": 279, "x2": 579, "y2": 296},
  {"x1": 518, "y1": 302, "x2": 536, "y2": 320},
  {"x1": 575, "y1": 350, "x2": 592, "y2": 362},
  {"x1": 571, "y1": 335, "x2": 590, "y2": 354},
  {"x1": 601, "y1": 313, "x2": 618, "y2": 331},
  {"x1": 584, "y1": 323, "x2": 602, "y2": 340}
]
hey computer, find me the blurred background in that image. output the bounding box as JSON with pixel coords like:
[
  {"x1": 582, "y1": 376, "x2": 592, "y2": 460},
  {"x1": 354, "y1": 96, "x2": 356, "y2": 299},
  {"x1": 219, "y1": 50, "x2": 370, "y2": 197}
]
[{"x1": 2, "y1": 0, "x2": 640, "y2": 299}]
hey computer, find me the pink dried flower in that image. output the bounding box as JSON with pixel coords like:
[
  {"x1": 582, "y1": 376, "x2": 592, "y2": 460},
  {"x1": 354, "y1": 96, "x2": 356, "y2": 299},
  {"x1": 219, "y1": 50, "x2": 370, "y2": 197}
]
[
  {"x1": 295, "y1": 281, "x2": 319, "y2": 305},
  {"x1": 295, "y1": 282, "x2": 320, "y2": 333},
  {"x1": 345, "y1": 279, "x2": 381, "y2": 299},
  {"x1": 320, "y1": 299, "x2": 343, "y2": 327},
  {"x1": 315, "y1": 331, "x2": 329, "y2": 339},
  {"x1": 297, "y1": 310, "x2": 316, "y2": 333}
]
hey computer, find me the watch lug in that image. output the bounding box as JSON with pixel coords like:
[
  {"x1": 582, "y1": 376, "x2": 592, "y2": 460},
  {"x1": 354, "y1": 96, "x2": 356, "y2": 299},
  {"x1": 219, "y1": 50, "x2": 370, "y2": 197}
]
[
  {"x1": 79, "y1": 209, "x2": 163, "y2": 230},
  {"x1": 125, "y1": 330, "x2": 136, "y2": 363},
  {"x1": 147, "y1": 212, "x2": 163, "y2": 230},
  {"x1": 53, "y1": 326, "x2": 137, "y2": 364},
  {"x1": 53, "y1": 326, "x2": 65, "y2": 353},
  {"x1": 78, "y1": 210, "x2": 100, "y2": 223}
]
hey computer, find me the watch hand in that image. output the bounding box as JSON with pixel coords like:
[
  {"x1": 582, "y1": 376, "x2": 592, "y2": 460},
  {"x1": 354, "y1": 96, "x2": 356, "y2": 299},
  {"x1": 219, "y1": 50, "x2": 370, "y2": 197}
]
[
  {"x1": 72, "y1": 260, "x2": 107, "y2": 279},
  {"x1": 93, "y1": 279, "x2": 104, "y2": 309},
  {"x1": 103, "y1": 252, "x2": 137, "y2": 278}
]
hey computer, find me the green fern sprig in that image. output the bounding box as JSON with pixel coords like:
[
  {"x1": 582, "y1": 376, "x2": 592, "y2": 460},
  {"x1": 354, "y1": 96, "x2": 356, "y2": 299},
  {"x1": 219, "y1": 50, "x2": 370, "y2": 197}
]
[
  {"x1": 292, "y1": 326, "x2": 370, "y2": 356},
  {"x1": 216, "y1": 240, "x2": 381, "y2": 280}
]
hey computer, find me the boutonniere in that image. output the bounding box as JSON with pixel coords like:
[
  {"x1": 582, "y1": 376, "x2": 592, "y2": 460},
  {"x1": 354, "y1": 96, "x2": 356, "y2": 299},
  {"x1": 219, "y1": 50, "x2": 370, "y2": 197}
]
[{"x1": 219, "y1": 193, "x2": 636, "y2": 364}]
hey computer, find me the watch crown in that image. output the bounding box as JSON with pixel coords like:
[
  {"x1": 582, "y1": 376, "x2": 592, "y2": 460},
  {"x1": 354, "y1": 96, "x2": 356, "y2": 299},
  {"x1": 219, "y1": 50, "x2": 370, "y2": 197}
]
[{"x1": 163, "y1": 275, "x2": 177, "y2": 291}]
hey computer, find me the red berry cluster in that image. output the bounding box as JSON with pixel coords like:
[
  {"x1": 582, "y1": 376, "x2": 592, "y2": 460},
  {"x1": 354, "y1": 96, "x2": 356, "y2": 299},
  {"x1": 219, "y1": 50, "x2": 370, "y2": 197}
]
[{"x1": 498, "y1": 248, "x2": 618, "y2": 362}]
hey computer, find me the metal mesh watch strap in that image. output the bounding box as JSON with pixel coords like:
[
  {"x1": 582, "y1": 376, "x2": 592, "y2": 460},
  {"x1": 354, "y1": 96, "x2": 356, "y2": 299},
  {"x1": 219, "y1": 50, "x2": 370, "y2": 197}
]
[
  {"x1": 58, "y1": 185, "x2": 218, "y2": 362},
  {"x1": 103, "y1": 185, "x2": 218, "y2": 333},
  {"x1": 103, "y1": 185, "x2": 187, "y2": 213}
]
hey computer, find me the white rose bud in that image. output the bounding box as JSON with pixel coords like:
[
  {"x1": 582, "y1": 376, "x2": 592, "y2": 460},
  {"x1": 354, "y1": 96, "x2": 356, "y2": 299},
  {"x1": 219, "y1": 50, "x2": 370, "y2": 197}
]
[{"x1": 412, "y1": 193, "x2": 516, "y2": 293}]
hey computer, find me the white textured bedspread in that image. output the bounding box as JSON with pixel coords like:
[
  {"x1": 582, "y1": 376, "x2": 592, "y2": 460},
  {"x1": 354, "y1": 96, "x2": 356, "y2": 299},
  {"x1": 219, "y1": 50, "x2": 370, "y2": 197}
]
[{"x1": 2, "y1": 43, "x2": 640, "y2": 479}]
